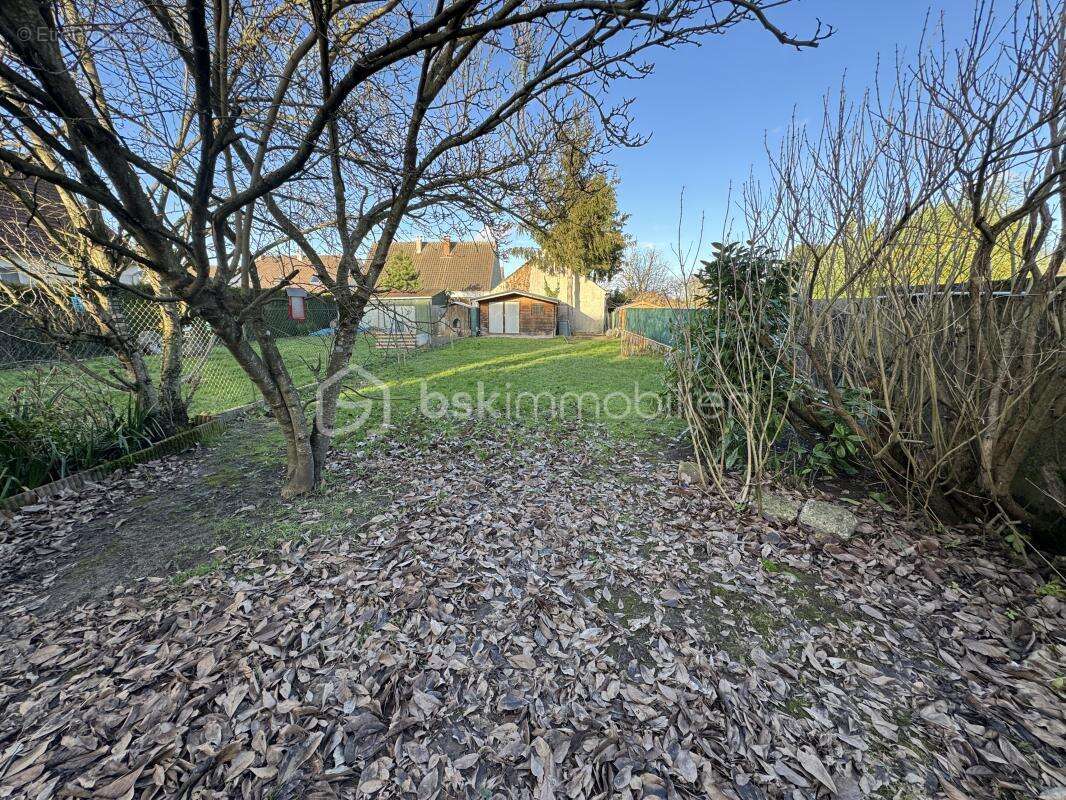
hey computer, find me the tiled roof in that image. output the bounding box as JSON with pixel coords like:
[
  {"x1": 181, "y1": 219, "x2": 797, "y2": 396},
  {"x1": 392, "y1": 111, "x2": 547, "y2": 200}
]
[
  {"x1": 254, "y1": 254, "x2": 338, "y2": 289},
  {"x1": 257, "y1": 241, "x2": 499, "y2": 295},
  {"x1": 367, "y1": 240, "x2": 498, "y2": 294},
  {"x1": 499, "y1": 262, "x2": 533, "y2": 292},
  {"x1": 619, "y1": 291, "x2": 676, "y2": 308}
]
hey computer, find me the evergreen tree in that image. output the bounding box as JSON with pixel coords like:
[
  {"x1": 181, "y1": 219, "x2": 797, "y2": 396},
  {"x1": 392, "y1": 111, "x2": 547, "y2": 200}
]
[
  {"x1": 379, "y1": 251, "x2": 421, "y2": 292},
  {"x1": 521, "y1": 116, "x2": 627, "y2": 281}
]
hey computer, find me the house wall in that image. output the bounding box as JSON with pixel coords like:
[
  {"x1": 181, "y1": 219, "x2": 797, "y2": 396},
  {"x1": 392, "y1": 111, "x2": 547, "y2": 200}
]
[
  {"x1": 567, "y1": 274, "x2": 607, "y2": 333},
  {"x1": 477, "y1": 296, "x2": 557, "y2": 336},
  {"x1": 520, "y1": 267, "x2": 606, "y2": 333}
]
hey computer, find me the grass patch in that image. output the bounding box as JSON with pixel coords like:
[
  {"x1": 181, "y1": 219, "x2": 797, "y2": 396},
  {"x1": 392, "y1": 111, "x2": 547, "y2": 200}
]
[
  {"x1": 332, "y1": 336, "x2": 681, "y2": 443},
  {"x1": 173, "y1": 558, "x2": 225, "y2": 584},
  {"x1": 173, "y1": 461, "x2": 387, "y2": 584},
  {"x1": 0, "y1": 336, "x2": 358, "y2": 417},
  {"x1": 1, "y1": 336, "x2": 679, "y2": 443}
]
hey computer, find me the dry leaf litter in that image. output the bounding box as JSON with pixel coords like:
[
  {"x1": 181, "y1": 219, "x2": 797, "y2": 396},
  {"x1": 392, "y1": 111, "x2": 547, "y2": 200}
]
[{"x1": 1, "y1": 420, "x2": 1064, "y2": 799}]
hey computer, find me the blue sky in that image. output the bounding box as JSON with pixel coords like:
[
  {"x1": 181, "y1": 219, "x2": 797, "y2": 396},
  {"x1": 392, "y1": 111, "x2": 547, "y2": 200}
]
[{"x1": 504, "y1": 1, "x2": 976, "y2": 274}]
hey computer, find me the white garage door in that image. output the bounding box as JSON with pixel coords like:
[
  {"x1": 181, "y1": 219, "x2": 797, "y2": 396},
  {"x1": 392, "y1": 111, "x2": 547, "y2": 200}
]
[
  {"x1": 504, "y1": 301, "x2": 520, "y2": 334},
  {"x1": 488, "y1": 302, "x2": 504, "y2": 334}
]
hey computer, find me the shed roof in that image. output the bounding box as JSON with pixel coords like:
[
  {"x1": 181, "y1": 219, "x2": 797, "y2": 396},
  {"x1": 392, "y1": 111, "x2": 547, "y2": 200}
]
[
  {"x1": 372, "y1": 290, "x2": 448, "y2": 303},
  {"x1": 617, "y1": 291, "x2": 678, "y2": 309},
  {"x1": 477, "y1": 288, "x2": 560, "y2": 304}
]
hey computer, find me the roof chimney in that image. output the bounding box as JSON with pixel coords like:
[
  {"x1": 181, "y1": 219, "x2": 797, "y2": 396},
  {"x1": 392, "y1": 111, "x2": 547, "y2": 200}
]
[
  {"x1": 443, "y1": 235, "x2": 453, "y2": 254},
  {"x1": 415, "y1": 237, "x2": 423, "y2": 254}
]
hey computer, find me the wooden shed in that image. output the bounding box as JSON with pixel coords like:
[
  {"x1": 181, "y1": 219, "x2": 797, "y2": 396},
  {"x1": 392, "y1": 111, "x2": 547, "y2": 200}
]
[
  {"x1": 477, "y1": 289, "x2": 559, "y2": 336},
  {"x1": 440, "y1": 300, "x2": 474, "y2": 337}
]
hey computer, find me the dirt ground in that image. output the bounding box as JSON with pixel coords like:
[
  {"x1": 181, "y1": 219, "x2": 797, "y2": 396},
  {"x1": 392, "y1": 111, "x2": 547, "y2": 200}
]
[
  {"x1": 0, "y1": 418, "x2": 1064, "y2": 799},
  {"x1": 0, "y1": 415, "x2": 287, "y2": 614}
]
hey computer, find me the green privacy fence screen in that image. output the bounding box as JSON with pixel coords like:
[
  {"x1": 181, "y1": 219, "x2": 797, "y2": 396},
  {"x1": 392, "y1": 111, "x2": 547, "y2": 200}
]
[{"x1": 621, "y1": 307, "x2": 702, "y2": 348}]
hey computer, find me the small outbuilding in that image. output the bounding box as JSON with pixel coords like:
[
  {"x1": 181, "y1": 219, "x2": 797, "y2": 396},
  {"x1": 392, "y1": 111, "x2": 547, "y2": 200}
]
[
  {"x1": 477, "y1": 289, "x2": 559, "y2": 336},
  {"x1": 363, "y1": 290, "x2": 448, "y2": 336},
  {"x1": 497, "y1": 262, "x2": 607, "y2": 333},
  {"x1": 439, "y1": 300, "x2": 475, "y2": 337},
  {"x1": 363, "y1": 290, "x2": 448, "y2": 349}
]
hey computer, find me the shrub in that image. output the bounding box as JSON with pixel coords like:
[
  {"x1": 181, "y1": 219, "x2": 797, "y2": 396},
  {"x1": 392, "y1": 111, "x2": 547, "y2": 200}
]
[
  {"x1": 681, "y1": 4, "x2": 1066, "y2": 549},
  {"x1": 669, "y1": 242, "x2": 865, "y2": 500},
  {"x1": 0, "y1": 371, "x2": 168, "y2": 499}
]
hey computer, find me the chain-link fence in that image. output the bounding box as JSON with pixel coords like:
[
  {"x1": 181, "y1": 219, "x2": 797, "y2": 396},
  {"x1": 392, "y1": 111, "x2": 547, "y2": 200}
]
[
  {"x1": 0, "y1": 286, "x2": 361, "y2": 499},
  {"x1": 0, "y1": 289, "x2": 346, "y2": 418},
  {"x1": 0, "y1": 286, "x2": 454, "y2": 417},
  {"x1": 0, "y1": 284, "x2": 477, "y2": 499}
]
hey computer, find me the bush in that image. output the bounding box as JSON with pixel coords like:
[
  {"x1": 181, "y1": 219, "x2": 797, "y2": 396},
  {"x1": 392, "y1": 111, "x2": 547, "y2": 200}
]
[
  {"x1": 670, "y1": 242, "x2": 865, "y2": 500},
  {"x1": 0, "y1": 371, "x2": 168, "y2": 499}
]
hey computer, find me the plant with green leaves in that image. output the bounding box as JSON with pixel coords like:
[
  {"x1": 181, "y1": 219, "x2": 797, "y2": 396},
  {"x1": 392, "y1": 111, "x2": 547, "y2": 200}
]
[
  {"x1": 760, "y1": 2, "x2": 1066, "y2": 541},
  {"x1": 378, "y1": 252, "x2": 421, "y2": 293},
  {"x1": 672, "y1": 241, "x2": 869, "y2": 499},
  {"x1": 515, "y1": 115, "x2": 628, "y2": 281},
  {"x1": 671, "y1": 242, "x2": 800, "y2": 500},
  {"x1": 0, "y1": 370, "x2": 167, "y2": 499}
]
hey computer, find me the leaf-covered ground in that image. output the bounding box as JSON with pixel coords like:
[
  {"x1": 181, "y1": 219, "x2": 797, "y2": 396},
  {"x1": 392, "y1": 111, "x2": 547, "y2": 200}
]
[{"x1": 1, "y1": 419, "x2": 1064, "y2": 799}]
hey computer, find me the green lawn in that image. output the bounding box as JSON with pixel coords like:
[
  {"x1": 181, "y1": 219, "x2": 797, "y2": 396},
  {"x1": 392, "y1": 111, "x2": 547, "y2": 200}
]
[
  {"x1": 1, "y1": 335, "x2": 680, "y2": 442},
  {"x1": 331, "y1": 336, "x2": 681, "y2": 443},
  {"x1": 186, "y1": 336, "x2": 372, "y2": 415},
  {"x1": 0, "y1": 337, "x2": 366, "y2": 416}
]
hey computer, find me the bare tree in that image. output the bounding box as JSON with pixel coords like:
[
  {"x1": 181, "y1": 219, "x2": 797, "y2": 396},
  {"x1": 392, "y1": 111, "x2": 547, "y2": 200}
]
[
  {"x1": 0, "y1": 0, "x2": 827, "y2": 497},
  {"x1": 0, "y1": 169, "x2": 190, "y2": 430},
  {"x1": 616, "y1": 242, "x2": 674, "y2": 299},
  {"x1": 758, "y1": 0, "x2": 1066, "y2": 530}
]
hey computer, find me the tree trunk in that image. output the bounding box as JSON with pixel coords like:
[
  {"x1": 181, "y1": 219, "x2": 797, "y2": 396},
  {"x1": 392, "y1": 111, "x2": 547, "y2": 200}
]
[
  {"x1": 116, "y1": 348, "x2": 159, "y2": 413},
  {"x1": 158, "y1": 300, "x2": 189, "y2": 431},
  {"x1": 98, "y1": 290, "x2": 167, "y2": 421},
  {"x1": 217, "y1": 318, "x2": 319, "y2": 497},
  {"x1": 309, "y1": 316, "x2": 362, "y2": 484}
]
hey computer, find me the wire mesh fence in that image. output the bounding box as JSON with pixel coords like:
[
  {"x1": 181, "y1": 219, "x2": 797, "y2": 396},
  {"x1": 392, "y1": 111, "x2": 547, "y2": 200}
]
[
  {"x1": 0, "y1": 290, "x2": 343, "y2": 417},
  {"x1": 0, "y1": 288, "x2": 465, "y2": 417},
  {"x1": 0, "y1": 285, "x2": 479, "y2": 499}
]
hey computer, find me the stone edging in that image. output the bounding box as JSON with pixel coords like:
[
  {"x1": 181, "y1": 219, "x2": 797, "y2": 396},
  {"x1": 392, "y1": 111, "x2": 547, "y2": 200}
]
[
  {"x1": 0, "y1": 416, "x2": 230, "y2": 512},
  {"x1": 619, "y1": 328, "x2": 672, "y2": 357}
]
